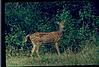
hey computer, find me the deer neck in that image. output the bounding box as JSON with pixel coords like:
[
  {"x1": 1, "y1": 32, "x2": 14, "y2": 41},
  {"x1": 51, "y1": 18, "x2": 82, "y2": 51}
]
[{"x1": 58, "y1": 27, "x2": 64, "y2": 36}]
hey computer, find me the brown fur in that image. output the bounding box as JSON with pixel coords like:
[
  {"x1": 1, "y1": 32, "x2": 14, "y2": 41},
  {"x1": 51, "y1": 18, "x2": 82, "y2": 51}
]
[{"x1": 25, "y1": 20, "x2": 65, "y2": 57}]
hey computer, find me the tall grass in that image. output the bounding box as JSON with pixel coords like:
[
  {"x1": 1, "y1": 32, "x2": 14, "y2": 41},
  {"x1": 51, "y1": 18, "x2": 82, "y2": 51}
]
[{"x1": 6, "y1": 41, "x2": 99, "y2": 66}]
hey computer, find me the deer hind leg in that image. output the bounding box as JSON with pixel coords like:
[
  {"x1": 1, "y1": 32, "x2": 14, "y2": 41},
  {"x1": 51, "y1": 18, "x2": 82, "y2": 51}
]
[
  {"x1": 31, "y1": 41, "x2": 41, "y2": 58},
  {"x1": 31, "y1": 41, "x2": 37, "y2": 57},
  {"x1": 35, "y1": 45, "x2": 40, "y2": 58},
  {"x1": 31, "y1": 45, "x2": 36, "y2": 57},
  {"x1": 55, "y1": 42, "x2": 60, "y2": 55}
]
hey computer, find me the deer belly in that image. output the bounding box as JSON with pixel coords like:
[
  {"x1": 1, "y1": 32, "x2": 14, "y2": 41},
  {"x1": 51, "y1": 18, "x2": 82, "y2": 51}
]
[{"x1": 40, "y1": 37, "x2": 55, "y2": 44}]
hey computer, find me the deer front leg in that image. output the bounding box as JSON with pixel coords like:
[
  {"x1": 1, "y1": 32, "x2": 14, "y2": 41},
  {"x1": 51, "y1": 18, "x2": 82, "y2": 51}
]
[{"x1": 55, "y1": 42, "x2": 60, "y2": 55}]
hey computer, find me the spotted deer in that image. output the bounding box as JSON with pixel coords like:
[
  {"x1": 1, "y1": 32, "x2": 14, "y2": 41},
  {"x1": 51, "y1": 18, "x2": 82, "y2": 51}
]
[{"x1": 25, "y1": 20, "x2": 65, "y2": 57}]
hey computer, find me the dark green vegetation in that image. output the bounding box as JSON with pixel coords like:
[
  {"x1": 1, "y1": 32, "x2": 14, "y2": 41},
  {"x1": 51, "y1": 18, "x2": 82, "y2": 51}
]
[{"x1": 5, "y1": 1, "x2": 99, "y2": 66}]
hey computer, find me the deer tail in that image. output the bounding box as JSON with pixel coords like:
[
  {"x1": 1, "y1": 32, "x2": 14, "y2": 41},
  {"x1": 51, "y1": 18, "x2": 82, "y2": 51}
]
[{"x1": 25, "y1": 34, "x2": 30, "y2": 42}]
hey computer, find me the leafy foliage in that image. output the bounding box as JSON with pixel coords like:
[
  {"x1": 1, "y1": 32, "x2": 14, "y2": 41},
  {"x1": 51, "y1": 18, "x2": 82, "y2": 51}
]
[{"x1": 5, "y1": 1, "x2": 99, "y2": 55}]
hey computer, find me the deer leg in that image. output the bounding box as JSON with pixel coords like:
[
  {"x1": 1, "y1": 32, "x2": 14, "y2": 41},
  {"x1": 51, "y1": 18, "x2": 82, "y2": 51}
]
[
  {"x1": 36, "y1": 45, "x2": 40, "y2": 58},
  {"x1": 31, "y1": 45, "x2": 36, "y2": 57},
  {"x1": 55, "y1": 42, "x2": 60, "y2": 55}
]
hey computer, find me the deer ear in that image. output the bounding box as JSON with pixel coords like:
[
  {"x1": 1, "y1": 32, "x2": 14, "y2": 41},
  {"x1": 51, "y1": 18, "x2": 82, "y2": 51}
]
[{"x1": 56, "y1": 21, "x2": 59, "y2": 24}]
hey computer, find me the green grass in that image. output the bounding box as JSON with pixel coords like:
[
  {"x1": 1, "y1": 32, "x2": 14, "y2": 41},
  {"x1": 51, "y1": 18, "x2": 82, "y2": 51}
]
[{"x1": 6, "y1": 42, "x2": 99, "y2": 66}]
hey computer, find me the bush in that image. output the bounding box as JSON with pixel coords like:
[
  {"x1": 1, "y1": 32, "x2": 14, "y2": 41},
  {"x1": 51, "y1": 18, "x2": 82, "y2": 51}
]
[{"x1": 5, "y1": 1, "x2": 99, "y2": 55}]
